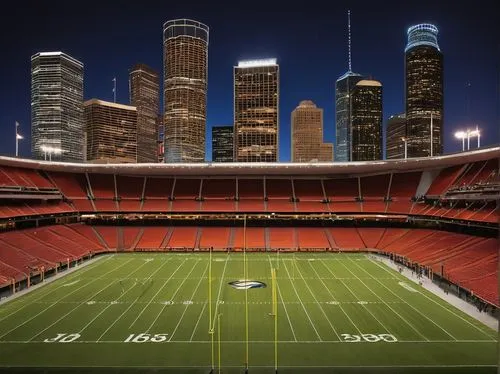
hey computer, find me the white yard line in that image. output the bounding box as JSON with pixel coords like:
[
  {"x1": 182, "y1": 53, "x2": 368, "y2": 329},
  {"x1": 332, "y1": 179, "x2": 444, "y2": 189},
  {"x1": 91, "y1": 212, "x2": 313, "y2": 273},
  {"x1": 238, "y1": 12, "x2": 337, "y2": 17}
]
[
  {"x1": 209, "y1": 253, "x2": 230, "y2": 331},
  {"x1": 169, "y1": 262, "x2": 209, "y2": 341},
  {"x1": 318, "y1": 258, "x2": 393, "y2": 335},
  {"x1": 128, "y1": 258, "x2": 187, "y2": 329},
  {"x1": 145, "y1": 259, "x2": 200, "y2": 332},
  {"x1": 365, "y1": 258, "x2": 460, "y2": 340},
  {"x1": 307, "y1": 261, "x2": 364, "y2": 335},
  {"x1": 369, "y1": 257, "x2": 494, "y2": 341},
  {"x1": 77, "y1": 258, "x2": 153, "y2": 334},
  {"x1": 96, "y1": 257, "x2": 173, "y2": 342},
  {"x1": 0, "y1": 256, "x2": 126, "y2": 340},
  {"x1": 0, "y1": 255, "x2": 114, "y2": 323},
  {"x1": 343, "y1": 257, "x2": 430, "y2": 341},
  {"x1": 282, "y1": 258, "x2": 322, "y2": 341},
  {"x1": 189, "y1": 302, "x2": 207, "y2": 342},
  {"x1": 27, "y1": 258, "x2": 135, "y2": 342},
  {"x1": 267, "y1": 257, "x2": 297, "y2": 342},
  {"x1": 292, "y1": 258, "x2": 341, "y2": 340}
]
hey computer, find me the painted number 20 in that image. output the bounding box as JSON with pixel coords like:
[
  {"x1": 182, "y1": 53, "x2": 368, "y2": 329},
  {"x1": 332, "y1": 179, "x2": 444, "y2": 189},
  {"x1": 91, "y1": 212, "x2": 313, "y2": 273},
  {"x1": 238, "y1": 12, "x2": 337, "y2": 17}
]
[{"x1": 341, "y1": 333, "x2": 397, "y2": 342}]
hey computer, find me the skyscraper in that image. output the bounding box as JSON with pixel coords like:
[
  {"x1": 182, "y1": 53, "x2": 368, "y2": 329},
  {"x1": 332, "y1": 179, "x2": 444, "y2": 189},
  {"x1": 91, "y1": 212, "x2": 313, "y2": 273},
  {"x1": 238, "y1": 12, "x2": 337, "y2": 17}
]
[
  {"x1": 291, "y1": 100, "x2": 333, "y2": 162},
  {"x1": 31, "y1": 52, "x2": 84, "y2": 162},
  {"x1": 212, "y1": 126, "x2": 234, "y2": 162},
  {"x1": 386, "y1": 113, "x2": 406, "y2": 159},
  {"x1": 335, "y1": 11, "x2": 364, "y2": 161},
  {"x1": 405, "y1": 24, "x2": 443, "y2": 158},
  {"x1": 130, "y1": 63, "x2": 160, "y2": 163},
  {"x1": 234, "y1": 59, "x2": 279, "y2": 162},
  {"x1": 163, "y1": 19, "x2": 209, "y2": 163},
  {"x1": 84, "y1": 99, "x2": 137, "y2": 163},
  {"x1": 335, "y1": 72, "x2": 364, "y2": 161},
  {"x1": 351, "y1": 80, "x2": 383, "y2": 161}
]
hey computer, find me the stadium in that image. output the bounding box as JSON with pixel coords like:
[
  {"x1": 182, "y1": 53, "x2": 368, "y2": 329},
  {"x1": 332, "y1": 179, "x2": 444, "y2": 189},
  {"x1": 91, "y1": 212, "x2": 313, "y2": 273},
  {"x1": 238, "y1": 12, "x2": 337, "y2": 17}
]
[{"x1": 0, "y1": 148, "x2": 498, "y2": 373}]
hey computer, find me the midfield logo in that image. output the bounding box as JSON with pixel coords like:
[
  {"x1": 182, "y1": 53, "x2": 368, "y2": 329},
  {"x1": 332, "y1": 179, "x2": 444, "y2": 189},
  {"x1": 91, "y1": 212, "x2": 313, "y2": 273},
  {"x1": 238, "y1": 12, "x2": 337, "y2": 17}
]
[{"x1": 228, "y1": 280, "x2": 267, "y2": 290}]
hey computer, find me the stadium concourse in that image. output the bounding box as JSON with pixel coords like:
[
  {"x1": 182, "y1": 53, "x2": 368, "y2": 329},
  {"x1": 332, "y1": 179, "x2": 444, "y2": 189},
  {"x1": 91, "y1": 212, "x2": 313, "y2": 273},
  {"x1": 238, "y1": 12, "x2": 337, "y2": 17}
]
[{"x1": 0, "y1": 147, "x2": 498, "y2": 372}]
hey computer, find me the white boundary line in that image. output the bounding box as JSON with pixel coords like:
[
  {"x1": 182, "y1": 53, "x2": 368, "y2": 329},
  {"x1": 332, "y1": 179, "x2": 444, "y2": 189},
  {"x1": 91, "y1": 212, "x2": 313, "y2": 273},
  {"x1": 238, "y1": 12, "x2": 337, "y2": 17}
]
[
  {"x1": 363, "y1": 258, "x2": 460, "y2": 340},
  {"x1": 27, "y1": 258, "x2": 135, "y2": 342},
  {"x1": 267, "y1": 256, "x2": 297, "y2": 342},
  {"x1": 369, "y1": 257, "x2": 497, "y2": 341},
  {"x1": 169, "y1": 261, "x2": 209, "y2": 341},
  {"x1": 96, "y1": 257, "x2": 173, "y2": 342},
  {"x1": 145, "y1": 259, "x2": 200, "y2": 332},
  {"x1": 282, "y1": 257, "x2": 322, "y2": 341},
  {"x1": 0, "y1": 256, "x2": 125, "y2": 340},
  {"x1": 0, "y1": 255, "x2": 114, "y2": 322},
  {"x1": 342, "y1": 257, "x2": 431, "y2": 341},
  {"x1": 0, "y1": 339, "x2": 495, "y2": 344},
  {"x1": 128, "y1": 258, "x2": 187, "y2": 329}
]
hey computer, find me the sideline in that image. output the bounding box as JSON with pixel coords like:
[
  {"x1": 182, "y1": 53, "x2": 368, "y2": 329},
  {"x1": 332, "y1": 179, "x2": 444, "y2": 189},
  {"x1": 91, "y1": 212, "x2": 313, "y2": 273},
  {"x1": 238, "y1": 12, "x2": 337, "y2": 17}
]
[
  {"x1": 0, "y1": 254, "x2": 111, "y2": 307},
  {"x1": 371, "y1": 254, "x2": 498, "y2": 332}
]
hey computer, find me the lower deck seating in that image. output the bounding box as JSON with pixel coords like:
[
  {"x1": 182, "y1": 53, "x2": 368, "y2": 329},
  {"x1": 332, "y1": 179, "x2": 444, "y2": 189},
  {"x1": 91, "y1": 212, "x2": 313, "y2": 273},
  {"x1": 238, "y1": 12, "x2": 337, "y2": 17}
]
[{"x1": 0, "y1": 225, "x2": 496, "y2": 306}]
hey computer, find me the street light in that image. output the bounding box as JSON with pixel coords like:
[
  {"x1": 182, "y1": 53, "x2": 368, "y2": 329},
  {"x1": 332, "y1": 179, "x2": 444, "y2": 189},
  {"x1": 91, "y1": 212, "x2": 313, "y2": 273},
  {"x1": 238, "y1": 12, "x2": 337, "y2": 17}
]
[
  {"x1": 15, "y1": 121, "x2": 23, "y2": 157},
  {"x1": 401, "y1": 137, "x2": 408, "y2": 159},
  {"x1": 454, "y1": 126, "x2": 480, "y2": 151},
  {"x1": 40, "y1": 145, "x2": 63, "y2": 161}
]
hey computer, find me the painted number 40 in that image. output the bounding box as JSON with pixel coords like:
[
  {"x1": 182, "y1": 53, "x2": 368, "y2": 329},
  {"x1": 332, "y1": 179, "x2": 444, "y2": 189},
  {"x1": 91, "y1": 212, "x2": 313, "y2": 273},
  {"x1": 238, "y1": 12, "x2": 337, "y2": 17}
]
[
  {"x1": 341, "y1": 333, "x2": 397, "y2": 342},
  {"x1": 124, "y1": 333, "x2": 168, "y2": 343}
]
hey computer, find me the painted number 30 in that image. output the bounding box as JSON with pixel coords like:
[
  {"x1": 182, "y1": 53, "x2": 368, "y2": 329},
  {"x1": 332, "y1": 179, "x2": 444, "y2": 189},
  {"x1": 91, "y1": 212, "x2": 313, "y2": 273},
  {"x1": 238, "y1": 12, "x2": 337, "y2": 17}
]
[
  {"x1": 44, "y1": 333, "x2": 81, "y2": 343},
  {"x1": 124, "y1": 333, "x2": 168, "y2": 343},
  {"x1": 341, "y1": 333, "x2": 397, "y2": 343}
]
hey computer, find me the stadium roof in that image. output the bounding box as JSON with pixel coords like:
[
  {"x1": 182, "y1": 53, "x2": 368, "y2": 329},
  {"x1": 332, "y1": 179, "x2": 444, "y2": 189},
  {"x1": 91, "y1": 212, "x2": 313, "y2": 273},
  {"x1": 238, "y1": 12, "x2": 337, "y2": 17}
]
[{"x1": 0, "y1": 147, "x2": 498, "y2": 177}]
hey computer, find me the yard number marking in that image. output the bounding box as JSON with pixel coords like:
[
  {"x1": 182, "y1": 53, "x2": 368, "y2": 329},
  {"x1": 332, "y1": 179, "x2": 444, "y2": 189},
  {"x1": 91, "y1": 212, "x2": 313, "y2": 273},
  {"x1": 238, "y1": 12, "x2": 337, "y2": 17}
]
[
  {"x1": 44, "y1": 333, "x2": 81, "y2": 343},
  {"x1": 124, "y1": 333, "x2": 168, "y2": 343},
  {"x1": 341, "y1": 333, "x2": 397, "y2": 343}
]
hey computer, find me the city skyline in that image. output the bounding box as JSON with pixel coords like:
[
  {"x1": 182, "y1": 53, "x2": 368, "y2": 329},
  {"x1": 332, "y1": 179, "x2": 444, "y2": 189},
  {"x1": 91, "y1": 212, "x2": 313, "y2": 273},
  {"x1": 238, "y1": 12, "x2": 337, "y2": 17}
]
[{"x1": 1, "y1": 2, "x2": 498, "y2": 161}]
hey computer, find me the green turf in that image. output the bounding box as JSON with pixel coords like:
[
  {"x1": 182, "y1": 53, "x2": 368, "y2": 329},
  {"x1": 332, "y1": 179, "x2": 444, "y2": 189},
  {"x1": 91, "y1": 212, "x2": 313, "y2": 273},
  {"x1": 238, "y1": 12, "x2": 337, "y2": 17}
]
[{"x1": 0, "y1": 252, "x2": 497, "y2": 373}]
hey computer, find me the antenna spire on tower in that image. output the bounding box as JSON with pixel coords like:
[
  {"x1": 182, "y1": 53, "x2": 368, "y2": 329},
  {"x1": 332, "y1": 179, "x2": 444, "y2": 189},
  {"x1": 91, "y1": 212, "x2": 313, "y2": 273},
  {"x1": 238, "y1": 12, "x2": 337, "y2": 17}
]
[{"x1": 348, "y1": 10, "x2": 352, "y2": 72}]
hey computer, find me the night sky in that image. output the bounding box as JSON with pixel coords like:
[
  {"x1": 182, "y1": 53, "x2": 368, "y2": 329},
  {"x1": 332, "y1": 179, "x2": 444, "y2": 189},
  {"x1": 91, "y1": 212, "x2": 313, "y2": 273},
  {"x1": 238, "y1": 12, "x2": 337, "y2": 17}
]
[{"x1": 0, "y1": 0, "x2": 498, "y2": 161}]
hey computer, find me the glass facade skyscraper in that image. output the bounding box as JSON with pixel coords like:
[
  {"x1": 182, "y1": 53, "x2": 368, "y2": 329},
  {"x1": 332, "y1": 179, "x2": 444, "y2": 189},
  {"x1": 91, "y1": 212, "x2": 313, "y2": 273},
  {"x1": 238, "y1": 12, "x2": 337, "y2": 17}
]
[
  {"x1": 130, "y1": 63, "x2": 160, "y2": 163},
  {"x1": 405, "y1": 24, "x2": 443, "y2": 158},
  {"x1": 335, "y1": 71, "x2": 363, "y2": 162},
  {"x1": 351, "y1": 80, "x2": 383, "y2": 161},
  {"x1": 31, "y1": 52, "x2": 84, "y2": 162},
  {"x1": 163, "y1": 19, "x2": 209, "y2": 163},
  {"x1": 212, "y1": 126, "x2": 234, "y2": 162},
  {"x1": 234, "y1": 59, "x2": 279, "y2": 162}
]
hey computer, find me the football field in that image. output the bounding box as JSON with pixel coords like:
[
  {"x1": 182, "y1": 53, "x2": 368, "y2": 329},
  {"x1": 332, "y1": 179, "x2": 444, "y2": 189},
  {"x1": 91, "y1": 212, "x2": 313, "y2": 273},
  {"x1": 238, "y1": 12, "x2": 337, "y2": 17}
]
[{"x1": 0, "y1": 252, "x2": 497, "y2": 373}]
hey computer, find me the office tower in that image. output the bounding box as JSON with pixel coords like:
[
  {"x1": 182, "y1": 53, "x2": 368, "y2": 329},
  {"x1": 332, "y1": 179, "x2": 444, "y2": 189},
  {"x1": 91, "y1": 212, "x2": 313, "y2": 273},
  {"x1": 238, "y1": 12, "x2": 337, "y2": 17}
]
[
  {"x1": 405, "y1": 23, "x2": 443, "y2": 158},
  {"x1": 386, "y1": 113, "x2": 406, "y2": 159},
  {"x1": 351, "y1": 80, "x2": 383, "y2": 161},
  {"x1": 163, "y1": 19, "x2": 209, "y2": 163},
  {"x1": 212, "y1": 126, "x2": 234, "y2": 162},
  {"x1": 158, "y1": 115, "x2": 164, "y2": 162},
  {"x1": 130, "y1": 63, "x2": 160, "y2": 163},
  {"x1": 31, "y1": 52, "x2": 84, "y2": 162},
  {"x1": 335, "y1": 11, "x2": 364, "y2": 161},
  {"x1": 234, "y1": 59, "x2": 279, "y2": 162},
  {"x1": 291, "y1": 100, "x2": 333, "y2": 162},
  {"x1": 84, "y1": 99, "x2": 137, "y2": 163}
]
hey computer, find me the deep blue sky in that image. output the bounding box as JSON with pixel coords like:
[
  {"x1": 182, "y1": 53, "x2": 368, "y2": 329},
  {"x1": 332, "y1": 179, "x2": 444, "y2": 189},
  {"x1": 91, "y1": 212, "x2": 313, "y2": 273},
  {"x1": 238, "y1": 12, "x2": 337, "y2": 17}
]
[{"x1": 0, "y1": 0, "x2": 498, "y2": 161}]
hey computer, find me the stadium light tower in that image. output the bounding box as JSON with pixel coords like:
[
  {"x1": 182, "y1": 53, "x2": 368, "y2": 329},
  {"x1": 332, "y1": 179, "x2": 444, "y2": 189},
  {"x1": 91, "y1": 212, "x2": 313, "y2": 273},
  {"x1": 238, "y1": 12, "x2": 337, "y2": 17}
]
[
  {"x1": 454, "y1": 126, "x2": 480, "y2": 151},
  {"x1": 401, "y1": 137, "x2": 408, "y2": 159}
]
